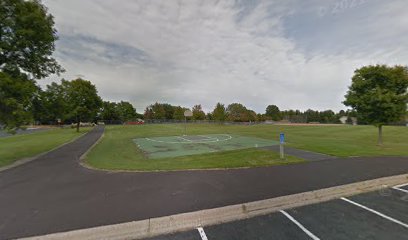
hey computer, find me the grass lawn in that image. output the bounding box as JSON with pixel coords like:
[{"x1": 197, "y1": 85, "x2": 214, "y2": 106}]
[
  {"x1": 85, "y1": 124, "x2": 408, "y2": 171},
  {"x1": 0, "y1": 127, "x2": 91, "y2": 168}
]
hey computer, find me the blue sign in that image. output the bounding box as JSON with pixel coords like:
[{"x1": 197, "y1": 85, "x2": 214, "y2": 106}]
[{"x1": 280, "y1": 133, "x2": 285, "y2": 144}]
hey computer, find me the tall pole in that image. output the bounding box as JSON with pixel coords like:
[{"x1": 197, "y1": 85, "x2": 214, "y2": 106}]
[
  {"x1": 280, "y1": 144, "x2": 284, "y2": 159},
  {"x1": 279, "y1": 133, "x2": 285, "y2": 159},
  {"x1": 183, "y1": 110, "x2": 192, "y2": 136},
  {"x1": 184, "y1": 116, "x2": 187, "y2": 136}
]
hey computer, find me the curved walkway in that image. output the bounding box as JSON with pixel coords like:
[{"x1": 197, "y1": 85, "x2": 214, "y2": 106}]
[{"x1": 1, "y1": 126, "x2": 408, "y2": 239}]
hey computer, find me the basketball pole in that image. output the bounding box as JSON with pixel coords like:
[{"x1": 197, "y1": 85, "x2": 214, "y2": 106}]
[
  {"x1": 183, "y1": 110, "x2": 193, "y2": 136},
  {"x1": 279, "y1": 133, "x2": 285, "y2": 159},
  {"x1": 184, "y1": 116, "x2": 187, "y2": 136},
  {"x1": 280, "y1": 144, "x2": 284, "y2": 159}
]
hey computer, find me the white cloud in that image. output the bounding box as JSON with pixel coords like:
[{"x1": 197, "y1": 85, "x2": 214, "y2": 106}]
[{"x1": 41, "y1": 0, "x2": 408, "y2": 113}]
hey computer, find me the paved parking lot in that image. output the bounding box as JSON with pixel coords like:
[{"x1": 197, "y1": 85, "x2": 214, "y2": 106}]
[{"x1": 149, "y1": 183, "x2": 408, "y2": 240}]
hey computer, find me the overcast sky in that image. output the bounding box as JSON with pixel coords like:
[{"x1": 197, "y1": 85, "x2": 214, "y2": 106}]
[{"x1": 41, "y1": 0, "x2": 408, "y2": 113}]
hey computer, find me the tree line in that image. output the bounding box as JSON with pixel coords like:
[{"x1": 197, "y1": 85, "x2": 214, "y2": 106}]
[
  {"x1": 143, "y1": 102, "x2": 357, "y2": 124},
  {"x1": 32, "y1": 79, "x2": 140, "y2": 129},
  {"x1": 144, "y1": 102, "x2": 255, "y2": 122}
]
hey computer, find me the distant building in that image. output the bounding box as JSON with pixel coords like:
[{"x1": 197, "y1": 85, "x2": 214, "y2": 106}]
[{"x1": 339, "y1": 116, "x2": 357, "y2": 125}]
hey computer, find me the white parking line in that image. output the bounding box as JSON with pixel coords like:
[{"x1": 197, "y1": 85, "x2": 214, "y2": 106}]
[
  {"x1": 341, "y1": 197, "x2": 408, "y2": 229},
  {"x1": 392, "y1": 183, "x2": 408, "y2": 193},
  {"x1": 280, "y1": 210, "x2": 320, "y2": 240},
  {"x1": 197, "y1": 227, "x2": 209, "y2": 240},
  {"x1": 394, "y1": 183, "x2": 408, "y2": 188}
]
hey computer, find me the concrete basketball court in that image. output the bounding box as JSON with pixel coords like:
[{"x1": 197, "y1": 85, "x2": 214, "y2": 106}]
[
  {"x1": 133, "y1": 134, "x2": 279, "y2": 159},
  {"x1": 1, "y1": 126, "x2": 408, "y2": 239}
]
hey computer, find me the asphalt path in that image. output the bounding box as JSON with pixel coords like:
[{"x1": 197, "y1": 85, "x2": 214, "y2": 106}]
[{"x1": 1, "y1": 126, "x2": 408, "y2": 239}]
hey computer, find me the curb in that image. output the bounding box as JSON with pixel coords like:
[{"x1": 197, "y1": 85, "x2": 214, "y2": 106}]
[{"x1": 19, "y1": 173, "x2": 408, "y2": 240}]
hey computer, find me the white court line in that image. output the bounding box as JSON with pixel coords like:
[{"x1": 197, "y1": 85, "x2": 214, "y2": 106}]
[
  {"x1": 341, "y1": 197, "x2": 408, "y2": 229},
  {"x1": 197, "y1": 227, "x2": 209, "y2": 240},
  {"x1": 198, "y1": 135, "x2": 217, "y2": 140},
  {"x1": 176, "y1": 136, "x2": 192, "y2": 142},
  {"x1": 193, "y1": 135, "x2": 219, "y2": 142},
  {"x1": 280, "y1": 210, "x2": 320, "y2": 240},
  {"x1": 392, "y1": 183, "x2": 408, "y2": 193},
  {"x1": 144, "y1": 134, "x2": 232, "y2": 144}
]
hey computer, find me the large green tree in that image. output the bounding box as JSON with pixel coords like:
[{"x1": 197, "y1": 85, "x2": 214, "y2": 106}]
[
  {"x1": 305, "y1": 109, "x2": 320, "y2": 122},
  {"x1": 319, "y1": 110, "x2": 338, "y2": 123},
  {"x1": 226, "y1": 103, "x2": 252, "y2": 122},
  {"x1": 99, "y1": 101, "x2": 119, "y2": 121},
  {"x1": 161, "y1": 103, "x2": 175, "y2": 120},
  {"x1": 344, "y1": 65, "x2": 408, "y2": 145},
  {"x1": 265, "y1": 105, "x2": 281, "y2": 121},
  {"x1": 143, "y1": 102, "x2": 169, "y2": 120},
  {"x1": 0, "y1": 72, "x2": 36, "y2": 131},
  {"x1": 30, "y1": 87, "x2": 48, "y2": 124},
  {"x1": 192, "y1": 104, "x2": 206, "y2": 120},
  {"x1": 99, "y1": 101, "x2": 137, "y2": 122},
  {"x1": 116, "y1": 101, "x2": 137, "y2": 122},
  {"x1": 212, "y1": 102, "x2": 226, "y2": 122},
  {"x1": 0, "y1": 0, "x2": 63, "y2": 77},
  {"x1": 143, "y1": 102, "x2": 178, "y2": 120},
  {"x1": 0, "y1": 0, "x2": 62, "y2": 131},
  {"x1": 173, "y1": 106, "x2": 186, "y2": 120},
  {"x1": 63, "y1": 79, "x2": 102, "y2": 132},
  {"x1": 143, "y1": 107, "x2": 154, "y2": 120},
  {"x1": 32, "y1": 81, "x2": 67, "y2": 124},
  {"x1": 151, "y1": 102, "x2": 166, "y2": 120}
]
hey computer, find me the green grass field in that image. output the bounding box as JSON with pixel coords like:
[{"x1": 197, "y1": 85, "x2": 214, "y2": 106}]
[
  {"x1": 0, "y1": 128, "x2": 90, "y2": 168},
  {"x1": 85, "y1": 124, "x2": 408, "y2": 171}
]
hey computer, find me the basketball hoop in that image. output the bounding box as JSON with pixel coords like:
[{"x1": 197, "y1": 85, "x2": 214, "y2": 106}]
[
  {"x1": 183, "y1": 110, "x2": 193, "y2": 135},
  {"x1": 184, "y1": 110, "x2": 193, "y2": 117}
]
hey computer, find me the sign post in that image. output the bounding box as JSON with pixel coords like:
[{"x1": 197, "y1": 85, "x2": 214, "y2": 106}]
[
  {"x1": 279, "y1": 133, "x2": 285, "y2": 159},
  {"x1": 184, "y1": 110, "x2": 193, "y2": 136}
]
